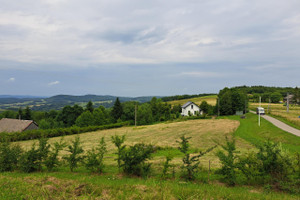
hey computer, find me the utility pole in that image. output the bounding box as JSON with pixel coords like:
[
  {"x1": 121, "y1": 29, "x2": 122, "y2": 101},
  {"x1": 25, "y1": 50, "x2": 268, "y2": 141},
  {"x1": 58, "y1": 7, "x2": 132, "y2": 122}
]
[
  {"x1": 258, "y1": 96, "x2": 261, "y2": 126},
  {"x1": 217, "y1": 98, "x2": 220, "y2": 117},
  {"x1": 287, "y1": 93, "x2": 289, "y2": 113},
  {"x1": 244, "y1": 99, "x2": 247, "y2": 114},
  {"x1": 267, "y1": 98, "x2": 270, "y2": 114},
  {"x1": 135, "y1": 104, "x2": 137, "y2": 127}
]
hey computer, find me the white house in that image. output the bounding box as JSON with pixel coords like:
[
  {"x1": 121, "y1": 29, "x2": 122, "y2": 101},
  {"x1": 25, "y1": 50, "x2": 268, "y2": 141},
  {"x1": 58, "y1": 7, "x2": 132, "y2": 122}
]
[{"x1": 181, "y1": 101, "x2": 202, "y2": 116}]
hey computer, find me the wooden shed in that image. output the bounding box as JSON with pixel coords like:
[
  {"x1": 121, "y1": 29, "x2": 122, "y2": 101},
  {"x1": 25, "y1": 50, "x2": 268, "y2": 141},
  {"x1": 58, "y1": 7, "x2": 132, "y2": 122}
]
[{"x1": 0, "y1": 118, "x2": 38, "y2": 133}]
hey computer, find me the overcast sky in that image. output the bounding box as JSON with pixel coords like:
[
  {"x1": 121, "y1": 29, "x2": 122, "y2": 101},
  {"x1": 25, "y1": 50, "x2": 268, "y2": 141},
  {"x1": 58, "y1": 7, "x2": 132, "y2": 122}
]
[{"x1": 0, "y1": 0, "x2": 300, "y2": 97}]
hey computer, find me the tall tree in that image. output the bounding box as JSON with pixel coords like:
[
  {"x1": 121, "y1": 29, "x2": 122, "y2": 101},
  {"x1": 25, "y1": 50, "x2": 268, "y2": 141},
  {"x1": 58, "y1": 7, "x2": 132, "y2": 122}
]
[
  {"x1": 86, "y1": 101, "x2": 94, "y2": 113},
  {"x1": 200, "y1": 101, "x2": 209, "y2": 114},
  {"x1": 111, "y1": 98, "x2": 123, "y2": 122},
  {"x1": 57, "y1": 105, "x2": 83, "y2": 127},
  {"x1": 23, "y1": 106, "x2": 32, "y2": 120}
]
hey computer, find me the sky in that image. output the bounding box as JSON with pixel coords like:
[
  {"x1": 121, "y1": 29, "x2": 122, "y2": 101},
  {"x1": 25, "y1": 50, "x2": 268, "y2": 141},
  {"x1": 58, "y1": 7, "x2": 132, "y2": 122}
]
[{"x1": 0, "y1": 0, "x2": 300, "y2": 97}]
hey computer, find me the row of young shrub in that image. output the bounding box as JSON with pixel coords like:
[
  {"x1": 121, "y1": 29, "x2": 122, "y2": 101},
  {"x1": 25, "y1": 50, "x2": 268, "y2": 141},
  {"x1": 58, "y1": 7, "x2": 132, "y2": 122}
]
[
  {"x1": 0, "y1": 134, "x2": 299, "y2": 194},
  {"x1": 216, "y1": 137, "x2": 300, "y2": 194},
  {"x1": 0, "y1": 121, "x2": 130, "y2": 142}
]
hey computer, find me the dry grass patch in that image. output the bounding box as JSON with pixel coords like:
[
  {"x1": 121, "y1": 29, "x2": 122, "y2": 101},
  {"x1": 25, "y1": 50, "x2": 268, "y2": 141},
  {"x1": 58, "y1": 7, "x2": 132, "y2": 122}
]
[
  {"x1": 14, "y1": 119, "x2": 252, "y2": 169},
  {"x1": 167, "y1": 95, "x2": 217, "y2": 106},
  {"x1": 16, "y1": 119, "x2": 240, "y2": 153}
]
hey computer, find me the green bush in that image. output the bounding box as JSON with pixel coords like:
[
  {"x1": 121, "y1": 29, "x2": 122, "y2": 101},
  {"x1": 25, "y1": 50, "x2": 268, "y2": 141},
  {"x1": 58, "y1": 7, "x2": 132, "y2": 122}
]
[
  {"x1": 19, "y1": 143, "x2": 40, "y2": 173},
  {"x1": 120, "y1": 143, "x2": 154, "y2": 177},
  {"x1": 44, "y1": 138, "x2": 66, "y2": 171},
  {"x1": 111, "y1": 135, "x2": 126, "y2": 172},
  {"x1": 85, "y1": 137, "x2": 107, "y2": 173},
  {"x1": 216, "y1": 137, "x2": 239, "y2": 186},
  {"x1": 36, "y1": 137, "x2": 50, "y2": 171},
  {"x1": 63, "y1": 136, "x2": 85, "y2": 172},
  {"x1": 0, "y1": 140, "x2": 22, "y2": 172}
]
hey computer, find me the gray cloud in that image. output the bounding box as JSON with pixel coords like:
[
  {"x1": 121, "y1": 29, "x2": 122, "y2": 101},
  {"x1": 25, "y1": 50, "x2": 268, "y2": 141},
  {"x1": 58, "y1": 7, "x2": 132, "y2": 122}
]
[{"x1": 0, "y1": 0, "x2": 299, "y2": 95}]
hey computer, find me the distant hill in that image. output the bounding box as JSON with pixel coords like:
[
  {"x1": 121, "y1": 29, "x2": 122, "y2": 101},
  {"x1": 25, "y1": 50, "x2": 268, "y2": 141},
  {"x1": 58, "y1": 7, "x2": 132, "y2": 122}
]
[
  {"x1": 0, "y1": 95, "x2": 48, "y2": 99},
  {"x1": 0, "y1": 94, "x2": 160, "y2": 111}
]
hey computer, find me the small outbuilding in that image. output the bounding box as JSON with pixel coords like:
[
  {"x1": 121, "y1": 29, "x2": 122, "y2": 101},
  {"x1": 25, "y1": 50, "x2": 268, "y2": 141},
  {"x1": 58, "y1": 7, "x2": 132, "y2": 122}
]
[
  {"x1": 181, "y1": 101, "x2": 202, "y2": 116},
  {"x1": 0, "y1": 118, "x2": 38, "y2": 133}
]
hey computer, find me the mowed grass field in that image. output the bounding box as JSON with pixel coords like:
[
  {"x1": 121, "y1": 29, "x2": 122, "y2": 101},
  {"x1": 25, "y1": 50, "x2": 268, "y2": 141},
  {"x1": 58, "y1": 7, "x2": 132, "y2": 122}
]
[
  {"x1": 167, "y1": 95, "x2": 217, "y2": 106},
  {"x1": 15, "y1": 119, "x2": 246, "y2": 169},
  {"x1": 250, "y1": 102, "x2": 300, "y2": 130}
]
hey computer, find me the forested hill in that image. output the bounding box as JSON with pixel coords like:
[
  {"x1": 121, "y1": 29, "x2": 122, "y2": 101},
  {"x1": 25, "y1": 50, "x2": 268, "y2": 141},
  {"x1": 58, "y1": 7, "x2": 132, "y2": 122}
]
[
  {"x1": 0, "y1": 94, "x2": 158, "y2": 111},
  {"x1": 231, "y1": 86, "x2": 295, "y2": 96}
]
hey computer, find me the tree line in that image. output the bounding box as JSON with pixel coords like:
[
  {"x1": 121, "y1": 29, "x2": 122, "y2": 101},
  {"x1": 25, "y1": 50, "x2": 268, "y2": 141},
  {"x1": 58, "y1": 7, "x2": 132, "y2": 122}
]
[{"x1": 0, "y1": 97, "x2": 198, "y2": 129}]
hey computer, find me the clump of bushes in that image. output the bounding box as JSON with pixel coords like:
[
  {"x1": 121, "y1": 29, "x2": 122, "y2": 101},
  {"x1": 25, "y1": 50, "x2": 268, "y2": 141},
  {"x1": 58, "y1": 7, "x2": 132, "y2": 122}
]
[
  {"x1": 121, "y1": 143, "x2": 154, "y2": 177},
  {"x1": 216, "y1": 138, "x2": 300, "y2": 193}
]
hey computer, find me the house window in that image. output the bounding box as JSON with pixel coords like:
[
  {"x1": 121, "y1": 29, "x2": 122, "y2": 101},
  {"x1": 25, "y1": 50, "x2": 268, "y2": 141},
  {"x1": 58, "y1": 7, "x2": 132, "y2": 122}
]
[{"x1": 191, "y1": 105, "x2": 193, "y2": 109}]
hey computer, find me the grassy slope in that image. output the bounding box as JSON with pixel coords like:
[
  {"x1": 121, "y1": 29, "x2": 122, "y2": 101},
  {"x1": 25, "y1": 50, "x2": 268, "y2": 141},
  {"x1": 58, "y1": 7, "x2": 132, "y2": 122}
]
[{"x1": 227, "y1": 113, "x2": 300, "y2": 153}]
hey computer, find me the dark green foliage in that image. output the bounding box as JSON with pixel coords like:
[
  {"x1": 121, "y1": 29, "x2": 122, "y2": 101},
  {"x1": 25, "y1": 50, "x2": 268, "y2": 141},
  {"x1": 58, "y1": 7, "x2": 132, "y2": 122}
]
[
  {"x1": 171, "y1": 104, "x2": 182, "y2": 118},
  {"x1": 19, "y1": 143, "x2": 40, "y2": 173},
  {"x1": 0, "y1": 140, "x2": 22, "y2": 172},
  {"x1": 200, "y1": 101, "x2": 209, "y2": 114},
  {"x1": 111, "y1": 135, "x2": 126, "y2": 172},
  {"x1": 256, "y1": 141, "x2": 293, "y2": 179},
  {"x1": 293, "y1": 87, "x2": 300, "y2": 105},
  {"x1": 57, "y1": 105, "x2": 83, "y2": 127},
  {"x1": 270, "y1": 92, "x2": 282, "y2": 103},
  {"x1": 85, "y1": 137, "x2": 107, "y2": 173},
  {"x1": 177, "y1": 135, "x2": 216, "y2": 181},
  {"x1": 18, "y1": 108, "x2": 23, "y2": 120},
  {"x1": 23, "y1": 106, "x2": 32, "y2": 120},
  {"x1": 137, "y1": 104, "x2": 154, "y2": 125},
  {"x1": 75, "y1": 111, "x2": 94, "y2": 127},
  {"x1": 216, "y1": 137, "x2": 239, "y2": 186},
  {"x1": 93, "y1": 107, "x2": 109, "y2": 125},
  {"x1": 111, "y1": 98, "x2": 123, "y2": 122},
  {"x1": 64, "y1": 136, "x2": 85, "y2": 172},
  {"x1": 86, "y1": 101, "x2": 94, "y2": 112},
  {"x1": 44, "y1": 138, "x2": 66, "y2": 171},
  {"x1": 161, "y1": 93, "x2": 216, "y2": 102},
  {"x1": 120, "y1": 143, "x2": 154, "y2": 177},
  {"x1": 218, "y1": 87, "x2": 248, "y2": 116},
  {"x1": 1, "y1": 110, "x2": 18, "y2": 119}
]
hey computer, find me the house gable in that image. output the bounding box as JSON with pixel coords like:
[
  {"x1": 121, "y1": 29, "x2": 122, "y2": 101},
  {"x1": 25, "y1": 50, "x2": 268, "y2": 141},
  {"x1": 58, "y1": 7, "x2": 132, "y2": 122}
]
[{"x1": 181, "y1": 102, "x2": 202, "y2": 116}]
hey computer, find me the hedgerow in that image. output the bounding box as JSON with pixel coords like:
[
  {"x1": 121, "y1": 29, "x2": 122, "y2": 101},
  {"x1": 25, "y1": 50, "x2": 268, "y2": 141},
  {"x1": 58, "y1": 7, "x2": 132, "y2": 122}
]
[{"x1": 0, "y1": 121, "x2": 130, "y2": 142}]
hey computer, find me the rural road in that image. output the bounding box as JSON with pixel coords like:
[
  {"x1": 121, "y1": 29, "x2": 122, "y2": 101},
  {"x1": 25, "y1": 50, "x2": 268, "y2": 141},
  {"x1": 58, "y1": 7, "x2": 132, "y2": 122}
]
[{"x1": 249, "y1": 111, "x2": 300, "y2": 137}]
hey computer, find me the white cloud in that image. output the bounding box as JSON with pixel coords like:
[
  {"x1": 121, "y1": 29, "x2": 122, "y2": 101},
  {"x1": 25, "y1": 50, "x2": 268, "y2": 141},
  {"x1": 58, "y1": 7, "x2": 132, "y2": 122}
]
[
  {"x1": 8, "y1": 77, "x2": 15, "y2": 82},
  {"x1": 176, "y1": 71, "x2": 224, "y2": 78},
  {"x1": 48, "y1": 81, "x2": 60, "y2": 86}
]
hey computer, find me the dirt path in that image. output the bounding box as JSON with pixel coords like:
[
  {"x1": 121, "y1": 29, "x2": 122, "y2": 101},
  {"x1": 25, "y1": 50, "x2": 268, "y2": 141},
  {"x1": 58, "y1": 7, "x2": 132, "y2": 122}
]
[{"x1": 250, "y1": 111, "x2": 300, "y2": 137}]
